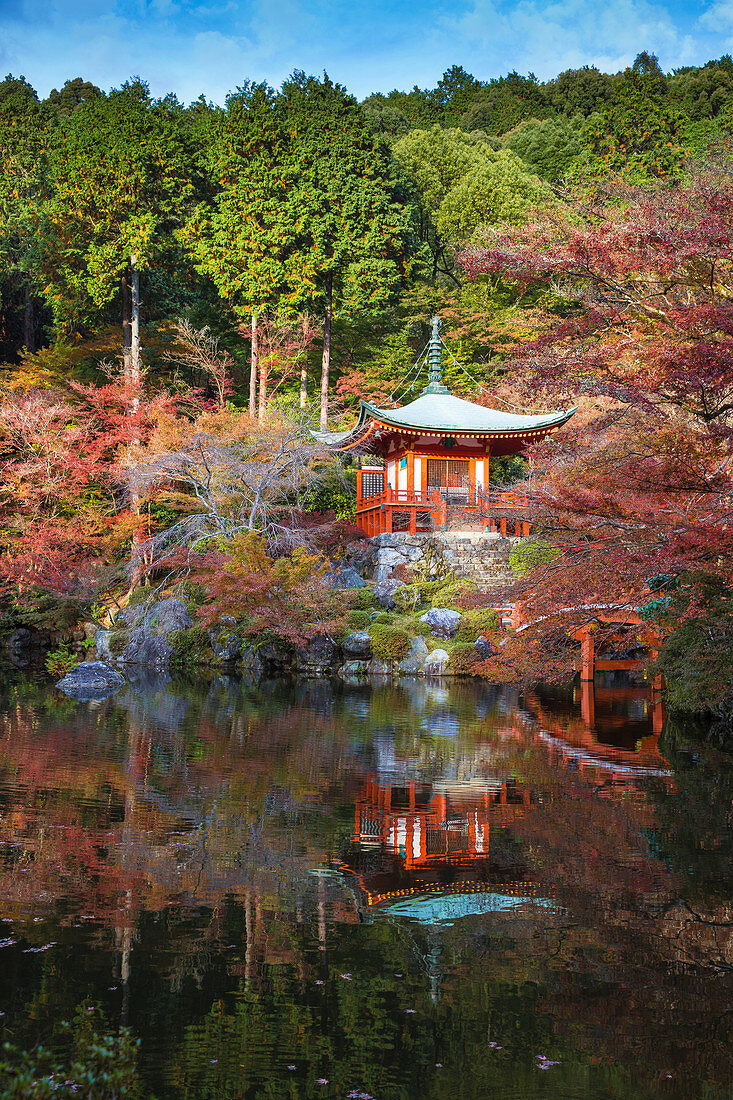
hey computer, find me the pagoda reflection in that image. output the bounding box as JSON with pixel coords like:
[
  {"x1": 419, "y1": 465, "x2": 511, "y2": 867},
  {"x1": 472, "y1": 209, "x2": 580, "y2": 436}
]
[{"x1": 336, "y1": 775, "x2": 535, "y2": 911}]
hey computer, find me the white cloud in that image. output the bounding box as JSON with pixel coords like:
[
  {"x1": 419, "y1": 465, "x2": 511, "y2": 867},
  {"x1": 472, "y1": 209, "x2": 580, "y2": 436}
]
[
  {"x1": 0, "y1": 0, "x2": 726, "y2": 103},
  {"x1": 439, "y1": 0, "x2": 697, "y2": 80}
]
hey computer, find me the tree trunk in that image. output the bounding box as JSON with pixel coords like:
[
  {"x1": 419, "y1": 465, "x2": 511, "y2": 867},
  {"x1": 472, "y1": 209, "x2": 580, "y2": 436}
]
[
  {"x1": 249, "y1": 312, "x2": 258, "y2": 417},
  {"x1": 129, "y1": 254, "x2": 142, "y2": 585},
  {"x1": 320, "y1": 273, "x2": 333, "y2": 431},
  {"x1": 300, "y1": 358, "x2": 308, "y2": 408},
  {"x1": 258, "y1": 310, "x2": 267, "y2": 421},
  {"x1": 130, "y1": 255, "x2": 141, "y2": 398},
  {"x1": 23, "y1": 282, "x2": 35, "y2": 354},
  {"x1": 121, "y1": 266, "x2": 132, "y2": 377}
]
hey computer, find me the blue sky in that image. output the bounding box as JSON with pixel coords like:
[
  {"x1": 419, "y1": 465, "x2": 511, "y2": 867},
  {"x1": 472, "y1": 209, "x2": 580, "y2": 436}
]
[{"x1": 0, "y1": 0, "x2": 732, "y2": 103}]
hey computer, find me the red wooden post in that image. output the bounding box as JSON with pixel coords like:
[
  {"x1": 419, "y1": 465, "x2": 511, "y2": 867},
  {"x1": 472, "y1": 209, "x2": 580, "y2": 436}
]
[
  {"x1": 580, "y1": 679, "x2": 595, "y2": 728},
  {"x1": 500, "y1": 517, "x2": 507, "y2": 537},
  {"x1": 407, "y1": 451, "x2": 416, "y2": 534},
  {"x1": 515, "y1": 521, "x2": 521, "y2": 536},
  {"x1": 385, "y1": 487, "x2": 393, "y2": 534},
  {"x1": 522, "y1": 521, "x2": 530, "y2": 537},
  {"x1": 468, "y1": 457, "x2": 476, "y2": 506},
  {"x1": 580, "y1": 629, "x2": 595, "y2": 682},
  {"x1": 356, "y1": 468, "x2": 363, "y2": 508}
]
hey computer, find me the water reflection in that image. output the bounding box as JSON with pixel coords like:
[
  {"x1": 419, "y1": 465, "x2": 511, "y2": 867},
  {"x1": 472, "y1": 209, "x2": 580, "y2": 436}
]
[{"x1": 0, "y1": 673, "x2": 731, "y2": 1099}]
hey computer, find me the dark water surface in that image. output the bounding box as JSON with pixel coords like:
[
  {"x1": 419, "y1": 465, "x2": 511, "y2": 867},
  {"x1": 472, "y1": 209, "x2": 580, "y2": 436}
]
[{"x1": 1, "y1": 672, "x2": 732, "y2": 1099}]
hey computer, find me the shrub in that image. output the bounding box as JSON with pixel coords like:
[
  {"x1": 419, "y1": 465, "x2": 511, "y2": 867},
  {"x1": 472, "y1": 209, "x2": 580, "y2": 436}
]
[
  {"x1": 375, "y1": 611, "x2": 396, "y2": 625},
  {"x1": 449, "y1": 643, "x2": 481, "y2": 675},
  {"x1": 433, "y1": 580, "x2": 478, "y2": 610},
  {"x1": 348, "y1": 610, "x2": 371, "y2": 630},
  {"x1": 169, "y1": 624, "x2": 214, "y2": 666},
  {"x1": 46, "y1": 645, "x2": 79, "y2": 678},
  {"x1": 411, "y1": 618, "x2": 433, "y2": 636},
  {"x1": 455, "y1": 608, "x2": 499, "y2": 642},
  {"x1": 509, "y1": 539, "x2": 560, "y2": 577},
  {"x1": 392, "y1": 585, "x2": 420, "y2": 613},
  {"x1": 125, "y1": 587, "x2": 153, "y2": 607},
  {"x1": 108, "y1": 629, "x2": 129, "y2": 655},
  {"x1": 0, "y1": 1000, "x2": 140, "y2": 1098},
  {"x1": 345, "y1": 586, "x2": 378, "y2": 611},
  {"x1": 369, "y1": 624, "x2": 411, "y2": 661},
  {"x1": 416, "y1": 579, "x2": 445, "y2": 604}
]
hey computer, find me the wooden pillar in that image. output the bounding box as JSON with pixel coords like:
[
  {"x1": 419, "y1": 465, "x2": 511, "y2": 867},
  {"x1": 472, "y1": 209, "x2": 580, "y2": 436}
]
[
  {"x1": 522, "y1": 521, "x2": 530, "y2": 537},
  {"x1": 580, "y1": 679, "x2": 595, "y2": 728},
  {"x1": 407, "y1": 451, "x2": 416, "y2": 534},
  {"x1": 500, "y1": 517, "x2": 507, "y2": 537},
  {"x1": 468, "y1": 457, "x2": 476, "y2": 506},
  {"x1": 580, "y1": 629, "x2": 595, "y2": 682},
  {"x1": 356, "y1": 468, "x2": 363, "y2": 508},
  {"x1": 652, "y1": 695, "x2": 666, "y2": 736},
  {"x1": 384, "y1": 487, "x2": 393, "y2": 534}
]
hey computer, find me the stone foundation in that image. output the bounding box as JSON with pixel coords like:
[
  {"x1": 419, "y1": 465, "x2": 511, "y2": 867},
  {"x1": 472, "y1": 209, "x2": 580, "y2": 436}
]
[{"x1": 371, "y1": 531, "x2": 516, "y2": 590}]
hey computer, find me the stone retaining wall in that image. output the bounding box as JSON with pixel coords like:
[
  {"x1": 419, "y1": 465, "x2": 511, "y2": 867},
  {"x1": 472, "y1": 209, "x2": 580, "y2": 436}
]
[{"x1": 371, "y1": 531, "x2": 516, "y2": 590}]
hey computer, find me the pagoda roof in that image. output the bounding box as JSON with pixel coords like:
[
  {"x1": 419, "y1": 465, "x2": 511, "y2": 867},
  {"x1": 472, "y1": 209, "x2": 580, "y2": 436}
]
[{"x1": 314, "y1": 392, "x2": 576, "y2": 449}]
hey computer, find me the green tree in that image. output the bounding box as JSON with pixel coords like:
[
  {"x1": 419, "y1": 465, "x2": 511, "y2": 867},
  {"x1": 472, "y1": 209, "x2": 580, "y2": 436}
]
[
  {"x1": 184, "y1": 81, "x2": 305, "y2": 412},
  {"x1": 0, "y1": 74, "x2": 53, "y2": 358},
  {"x1": 44, "y1": 76, "x2": 103, "y2": 117},
  {"x1": 582, "y1": 52, "x2": 683, "y2": 178},
  {"x1": 42, "y1": 79, "x2": 199, "y2": 384},
  {"x1": 430, "y1": 65, "x2": 484, "y2": 125},
  {"x1": 459, "y1": 72, "x2": 551, "y2": 135},
  {"x1": 281, "y1": 72, "x2": 414, "y2": 429},
  {"x1": 393, "y1": 125, "x2": 547, "y2": 278},
  {"x1": 668, "y1": 56, "x2": 733, "y2": 120},
  {"x1": 504, "y1": 114, "x2": 588, "y2": 181},
  {"x1": 544, "y1": 65, "x2": 615, "y2": 116}
]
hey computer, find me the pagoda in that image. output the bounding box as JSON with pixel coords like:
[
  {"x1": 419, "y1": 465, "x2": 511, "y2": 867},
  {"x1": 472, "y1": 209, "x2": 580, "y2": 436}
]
[{"x1": 315, "y1": 316, "x2": 576, "y2": 537}]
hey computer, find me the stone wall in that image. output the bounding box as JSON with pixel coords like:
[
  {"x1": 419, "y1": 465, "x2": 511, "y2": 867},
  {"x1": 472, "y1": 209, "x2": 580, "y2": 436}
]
[{"x1": 371, "y1": 531, "x2": 516, "y2": 590}]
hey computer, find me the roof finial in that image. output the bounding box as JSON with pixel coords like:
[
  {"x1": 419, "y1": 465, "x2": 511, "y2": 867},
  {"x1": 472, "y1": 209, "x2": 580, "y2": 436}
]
[{"x1": 422, "y1": 315, "x2": 450, "y2": 395}]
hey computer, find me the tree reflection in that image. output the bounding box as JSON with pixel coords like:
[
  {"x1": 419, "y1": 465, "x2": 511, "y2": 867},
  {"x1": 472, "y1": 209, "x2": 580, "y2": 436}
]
[{"x1": 0, "y1": 673, "x2": 731, "y2": 1097}]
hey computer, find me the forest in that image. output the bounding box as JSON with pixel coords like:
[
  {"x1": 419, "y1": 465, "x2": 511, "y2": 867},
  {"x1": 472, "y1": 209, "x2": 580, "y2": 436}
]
[{"x1": 1, "y1": 51, "x2": 733, "y2": 716}]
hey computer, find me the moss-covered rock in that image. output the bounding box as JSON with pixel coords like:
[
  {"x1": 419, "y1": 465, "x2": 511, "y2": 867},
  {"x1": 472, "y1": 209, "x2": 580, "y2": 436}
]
[
  {"x1": 168, "y1": 624, "x2": 214, "y2": 666},
  {"x1": 368, "y1": 624, "x2": 411, "y2": 661},
  {"x1": 455, "y1": 608, "x2": 499, "y2": 642}
]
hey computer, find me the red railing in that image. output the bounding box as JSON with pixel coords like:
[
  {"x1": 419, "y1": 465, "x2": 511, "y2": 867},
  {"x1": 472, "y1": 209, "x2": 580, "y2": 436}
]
[{"x1": 355, "y1": 486, "x2": 531, "y2": 537}]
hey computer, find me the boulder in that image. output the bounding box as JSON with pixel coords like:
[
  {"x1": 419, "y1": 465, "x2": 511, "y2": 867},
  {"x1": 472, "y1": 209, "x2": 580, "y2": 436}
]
[
  {"x1": 323, "y1": 564, "x2": 366, "y2": 589},
  {"x1": 142, "y1": 598, "x2": 191, "y2": 634},
  {"x1": 117, "y1": 598, "x2": 192, "y2": 670},
  {"x1": 258, "y1": 642, "x2": 290, "y2": 673},
  {"x1": 122, "y1": 629, "x2": 172, "y2": 669},
  {"x1": 208, "y1": 617, "x2": 241, "y2": 663},
  {"x1": 421, "y1": 648, "x2": 450, "y2": 676},
  {"x1": 116, "y1": 603, "x2": 146, "y2": 629},
  {"x1": 240, "y1": 646, "x2": 265, "y2": 679},
  {"x1": 398, "y1": 636, "x2": 429, "y2": 674},
  {"x1": 95, "y1": 629, "x2": 116, "y2": 661},
  {"x1": 57, "y1": 661, "x2": 126, "y2": 701},
  {"x1": 5, "y1": 626, "x2": 50, "y2": 653},
  {"x1": 342, "y1": 631, "x2": 372, "y2": 660},
  {"x1": 474, "y1": 635, "x2": 497, "y2": 658},
  {"x1": 419, "y1": 608, "x2": 461, "y2": 639},
  {"x1": 368, "y1": 659, "x2": 394, "y2": 676},
  {"x1": 337, "y1": 660, "x2": 370, "y2": 679},
  {"x1": 296, "y1": 632, "x2": 340, "y2": 675},
  {"x1": 373, "y1": 577, "x2": 403, "y2": 609}
]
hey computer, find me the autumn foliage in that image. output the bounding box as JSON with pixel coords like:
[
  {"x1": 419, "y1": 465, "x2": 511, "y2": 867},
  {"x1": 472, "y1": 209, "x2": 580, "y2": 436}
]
[{"x1": 458, "y1": 167, "x2": 733, "y2": 703}]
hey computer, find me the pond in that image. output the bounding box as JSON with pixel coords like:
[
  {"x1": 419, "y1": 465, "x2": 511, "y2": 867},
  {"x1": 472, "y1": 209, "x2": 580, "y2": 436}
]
[{"x1": 0, "y1": 671, "x2": 731, "y2": 1099}]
